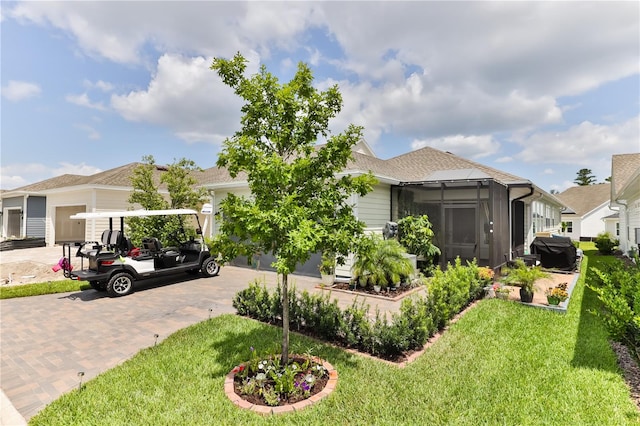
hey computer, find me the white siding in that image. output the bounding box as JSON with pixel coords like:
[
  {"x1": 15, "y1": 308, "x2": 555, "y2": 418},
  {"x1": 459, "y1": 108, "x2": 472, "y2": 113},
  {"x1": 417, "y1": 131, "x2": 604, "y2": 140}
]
[
  {"x1": 211, "y1": 188, "x2": 252, "y2": 235},
  {"x1": 580, "y1": 205, "x2": 618, "y2": 238},
  {"x1": 625, "y1": 199, "x2": 640, "y2": 253},
  {"x1": 357, "y1": 183, "x2": 391, "y2": 228},
  {"x1": 47, "y1": 188, "x2": 135, "y2": 245}
]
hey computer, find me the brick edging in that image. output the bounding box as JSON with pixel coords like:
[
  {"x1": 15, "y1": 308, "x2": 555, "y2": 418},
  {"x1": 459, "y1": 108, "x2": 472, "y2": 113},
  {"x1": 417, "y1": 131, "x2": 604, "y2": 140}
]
[{"x1": 224, "y1": 356, "x2": 337, "y2": 415}]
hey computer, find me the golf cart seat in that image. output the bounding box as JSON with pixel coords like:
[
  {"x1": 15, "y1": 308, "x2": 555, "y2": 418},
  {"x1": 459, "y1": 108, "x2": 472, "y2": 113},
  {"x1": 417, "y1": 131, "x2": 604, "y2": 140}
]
[{"x1": 77, "y1": 229, "x2": 112, "y2": 258}]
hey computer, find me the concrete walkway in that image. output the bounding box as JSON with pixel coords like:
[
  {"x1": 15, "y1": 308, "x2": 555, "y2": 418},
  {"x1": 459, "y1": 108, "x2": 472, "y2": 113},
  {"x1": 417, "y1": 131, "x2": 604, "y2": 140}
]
[{"x1": 0, "y1": 247, "x2": 414, "y2": 423}]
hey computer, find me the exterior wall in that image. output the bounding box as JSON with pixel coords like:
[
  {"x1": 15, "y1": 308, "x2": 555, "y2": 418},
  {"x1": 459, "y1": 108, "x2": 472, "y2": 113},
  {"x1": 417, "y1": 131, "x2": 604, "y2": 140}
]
[
  {"x1": 357, "y1": 183, "x2": 391, "y2": 228},
  {"x1": 46, "y1": 188, "x2": 133, "y2": 245},
  {"x1": 560, "y1": 215, "x2": 579, "y2": 241},
  {"x1": 580, "y1": 204, "x2": 618, "y2": 238},
  {"x1": 603, "y1": 219, "x2": 618, "y2": 238},
  {"x1": 211, "y1": 188, "x2": 252, "y2": 236},
  {"x1": 621, "y1": 198, "x2": 640, "y2": 254},
  {"x1": 526, "y1": 199, "x2": 562, "y2": 249},
  {"x1": 26, "y1": 196, "x2": 46, "y2": 238}
]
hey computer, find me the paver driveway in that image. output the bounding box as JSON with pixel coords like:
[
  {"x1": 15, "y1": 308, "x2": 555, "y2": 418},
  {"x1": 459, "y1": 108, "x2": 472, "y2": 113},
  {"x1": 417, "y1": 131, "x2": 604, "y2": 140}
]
[{"x1": 0, "y1": 266, "x2": 319, "y2": 421}]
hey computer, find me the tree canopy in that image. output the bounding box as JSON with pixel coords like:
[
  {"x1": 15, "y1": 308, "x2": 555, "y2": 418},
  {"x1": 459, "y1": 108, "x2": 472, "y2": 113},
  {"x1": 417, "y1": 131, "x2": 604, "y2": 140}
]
[
  {"x1": 210, "y1": 53, "x2": 376, "y2": 362},
  {"x1": 127, "y1": 155, "x2": 208, "y2": 246},
  {"x1": 573, "y1": 168, "x2": 597, "y2": 186}
]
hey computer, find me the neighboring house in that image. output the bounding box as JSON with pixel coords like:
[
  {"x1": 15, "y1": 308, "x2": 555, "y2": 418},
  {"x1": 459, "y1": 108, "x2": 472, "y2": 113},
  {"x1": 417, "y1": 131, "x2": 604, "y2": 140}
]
[
  {"x1": 200, "y1": 142, "x2": 565, "y2": 273},
  {"x1": 610, "y1": 153, "x2": 640, "y2": 255},
  {"x1": 0, "y1": 163, "x2": 171, "y2": 246},
  {"x1": 556, "y1": 183, "x2": 617, "y2": 241}
]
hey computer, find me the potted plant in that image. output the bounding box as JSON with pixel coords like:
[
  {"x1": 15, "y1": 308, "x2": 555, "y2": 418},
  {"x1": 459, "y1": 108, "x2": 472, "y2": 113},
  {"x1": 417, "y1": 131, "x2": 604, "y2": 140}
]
[
  {"x1": 493, "y1": 283, "x2": 510, "y2": 300},
  {"x1": 545, "y1": 282, "x2": 568, "y2": 305},
  {"x1": 352, "y1": 234, "x2": 414, "y2": 291},
  {"x1": 319, "y1": 251, "x2": 335, "y2": 286},
  {"x1": 501, "y1": 259, "x2": 550, "y2": 303}
]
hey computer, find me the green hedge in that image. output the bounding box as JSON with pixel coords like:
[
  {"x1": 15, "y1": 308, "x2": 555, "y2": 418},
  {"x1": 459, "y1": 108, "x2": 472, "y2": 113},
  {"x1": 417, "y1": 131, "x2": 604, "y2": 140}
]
[
  {"x1": 588, "y1": 257, "x2": 640, "y2": 357},
  {"x1": 233, "y1": 259, "x2": 484, "y2": 359}
]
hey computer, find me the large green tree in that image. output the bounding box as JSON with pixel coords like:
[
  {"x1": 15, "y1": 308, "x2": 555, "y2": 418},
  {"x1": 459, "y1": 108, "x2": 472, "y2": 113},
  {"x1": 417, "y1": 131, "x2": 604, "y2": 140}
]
[
  {"x1": 128, "y1": 155, "x2": 208, "y2": 246},
  {"x1": 211, "y1": 53, "x2": 376, "y2": 363},
  {"x1": 573, "y1": 168, "x2": 597, "y2": 186}
]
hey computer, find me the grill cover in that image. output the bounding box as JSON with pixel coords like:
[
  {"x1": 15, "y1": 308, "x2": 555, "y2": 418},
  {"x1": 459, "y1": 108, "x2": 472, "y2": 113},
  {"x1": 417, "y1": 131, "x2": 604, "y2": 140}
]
[{"x1": 530, "y1": 236, "x2": 577, "y2": 271}]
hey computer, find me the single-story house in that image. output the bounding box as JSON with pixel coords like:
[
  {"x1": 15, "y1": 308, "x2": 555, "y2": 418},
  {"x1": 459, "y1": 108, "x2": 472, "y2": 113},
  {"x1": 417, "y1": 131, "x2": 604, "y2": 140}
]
[
  {"x1": 0, "y1": 163, "x2": 171, "y2": 245},
  {"x1": 556, "y1": 183, "x2": 618, "y2": 241},
  {"x1": 2, "y1": 142, "x2": 565, "y2": 275},
  {"x1": 610, "y1": 153, "x2": 640, "y2": 255},
  {"x1": 200, "y1": 141, "x2": 565, "y2": 273}
]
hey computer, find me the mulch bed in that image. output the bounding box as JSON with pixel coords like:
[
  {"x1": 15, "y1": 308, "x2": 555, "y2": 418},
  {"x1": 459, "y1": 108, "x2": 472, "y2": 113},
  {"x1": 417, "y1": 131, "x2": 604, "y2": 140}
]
[
  {"x1": 330, "y1": 282, "x2": 416, "y2": 298},
  {"x1": 611, "y1": 341, "x2": 640, "y2": 410}
]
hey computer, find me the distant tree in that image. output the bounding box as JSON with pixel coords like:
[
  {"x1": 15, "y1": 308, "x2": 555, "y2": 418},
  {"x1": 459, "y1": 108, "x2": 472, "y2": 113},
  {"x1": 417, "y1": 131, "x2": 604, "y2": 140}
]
[
  {"x1": 574, "y1": 168, "x2": 597, "y2": 186},
  {"x1": 605, "y1": 176, "x2": 612, "y2": 182},
  {"x1": 549, "y1": 189, "x2": 559, "y2": 194},
  {"x1": 128, "y1": 155, "x2": 208, "y2": 246},
  {"x1": 210, "y1": 53, "x2": 376, "y2": 364}
]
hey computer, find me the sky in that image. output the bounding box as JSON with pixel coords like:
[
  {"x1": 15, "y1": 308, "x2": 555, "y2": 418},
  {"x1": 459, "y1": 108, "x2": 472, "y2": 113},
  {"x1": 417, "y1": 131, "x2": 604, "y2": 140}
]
[{"x1": 1, "y1": 1, "x2": 639, "y2": 193}]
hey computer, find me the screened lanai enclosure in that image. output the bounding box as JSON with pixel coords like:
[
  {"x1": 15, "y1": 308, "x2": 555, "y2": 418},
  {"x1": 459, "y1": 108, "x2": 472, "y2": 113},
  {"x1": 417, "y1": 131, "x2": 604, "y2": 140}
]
[{"x1": 391, "y1": 176, "x2": 512, "y2": 270}]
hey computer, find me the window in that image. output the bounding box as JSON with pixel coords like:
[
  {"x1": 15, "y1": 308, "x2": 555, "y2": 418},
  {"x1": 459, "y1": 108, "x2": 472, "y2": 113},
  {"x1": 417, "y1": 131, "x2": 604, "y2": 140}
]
[{"x1": 566, "y1": 221, "x2": 573, "y2": 233}]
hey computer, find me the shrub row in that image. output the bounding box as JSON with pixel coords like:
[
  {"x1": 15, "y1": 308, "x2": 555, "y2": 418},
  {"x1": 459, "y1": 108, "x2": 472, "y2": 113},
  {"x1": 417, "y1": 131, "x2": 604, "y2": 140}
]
[
  {"x1": 588, "y1": 257, "x2": 640, "y2": 357},
  {"x1": 233, "y1": 259, "x2": 485, "y2": 359}
]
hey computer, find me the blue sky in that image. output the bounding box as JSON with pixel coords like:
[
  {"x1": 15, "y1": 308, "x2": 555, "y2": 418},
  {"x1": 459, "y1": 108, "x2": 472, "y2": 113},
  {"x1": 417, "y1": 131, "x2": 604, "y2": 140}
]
[{"x1": 2, "y1": 1, "x2": 638, "y2": 193}]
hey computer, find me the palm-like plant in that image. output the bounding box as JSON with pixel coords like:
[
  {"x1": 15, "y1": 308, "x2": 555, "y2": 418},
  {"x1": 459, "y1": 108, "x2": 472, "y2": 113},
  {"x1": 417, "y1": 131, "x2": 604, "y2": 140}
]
[
  {"x1": 502, "y1": 259, "x2": 550, "y2": 293},
  {"x1": 352, "y1": 235, "x2": 414, "y2": 288}
]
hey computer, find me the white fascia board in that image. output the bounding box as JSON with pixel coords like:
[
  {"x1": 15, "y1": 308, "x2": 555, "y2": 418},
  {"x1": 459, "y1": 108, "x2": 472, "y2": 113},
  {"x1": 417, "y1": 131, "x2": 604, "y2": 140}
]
[
  {"x1": 71, "y1": 208, "x2": 198, "y2": 220},
  {"x1": 199, "y1": 181, "x2": 249, "y2": 190}
]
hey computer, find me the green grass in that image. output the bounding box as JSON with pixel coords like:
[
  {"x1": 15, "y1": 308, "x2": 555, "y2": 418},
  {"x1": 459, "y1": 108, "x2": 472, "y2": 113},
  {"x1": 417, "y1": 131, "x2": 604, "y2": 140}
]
[
  {"x1": 29, "y1": 247, "x2": 640, "y2": 425},
  {"x1": 0, "y1": 280, "x2": 91, "y2": 299}
]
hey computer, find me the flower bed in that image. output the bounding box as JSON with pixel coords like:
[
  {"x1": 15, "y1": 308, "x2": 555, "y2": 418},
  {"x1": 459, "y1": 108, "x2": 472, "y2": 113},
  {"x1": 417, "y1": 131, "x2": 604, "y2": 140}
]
[{"x1": 225, "y1": 352, "x2": 337, "y2": 414}]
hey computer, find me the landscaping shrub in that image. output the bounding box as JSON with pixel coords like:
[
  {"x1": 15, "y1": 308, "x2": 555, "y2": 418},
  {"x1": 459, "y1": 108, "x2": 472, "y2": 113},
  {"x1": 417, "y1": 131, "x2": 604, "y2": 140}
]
[
  {"x1": 232, "y1": 260, "x2": 483, "y2": 359},
  {"x1": 588, "y1": 259, "x2": 640, "y2": 357},
  {"x1": 397, "y1": 215, "x2": 441, "y2": 270},
  {"x1": 594, "y1": 231, "x2": 618, "y2": 255}
]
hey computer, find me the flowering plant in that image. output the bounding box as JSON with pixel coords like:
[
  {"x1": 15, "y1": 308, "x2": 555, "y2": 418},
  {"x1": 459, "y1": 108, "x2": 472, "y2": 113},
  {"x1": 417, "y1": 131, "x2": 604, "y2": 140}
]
[
  {"x1": 478, "y1": 267, "x2": 495, "y2": 283},
  {"x1": 492, "y1": 283, "x2": 510, "y2": 299},
  {"x1": 232, "y1": 347, "x2": 328, "y2": 406},
  {"x1": 545, "y1": 284, "x2": 568, "y2": 301}
]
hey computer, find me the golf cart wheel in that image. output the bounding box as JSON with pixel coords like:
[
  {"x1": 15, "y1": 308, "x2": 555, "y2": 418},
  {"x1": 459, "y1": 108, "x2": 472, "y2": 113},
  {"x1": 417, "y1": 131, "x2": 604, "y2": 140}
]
[
  {"x1": 89, "y1": 281, "x2": 106, "y2": 291},
  {"x1": 201, "y1": 257, "x2": 220, "y2": 277},
  {"x1": 106, "y1": 272, "x2": 134, "y2": 297}
]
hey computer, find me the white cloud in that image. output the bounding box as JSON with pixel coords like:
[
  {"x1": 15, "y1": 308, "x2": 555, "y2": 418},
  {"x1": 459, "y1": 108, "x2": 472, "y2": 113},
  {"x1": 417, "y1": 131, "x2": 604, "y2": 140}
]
[
  {"x1": 83, "y1": 79, "x2": 114, "y2": 92},
  {"x1": 543, "y1": 169, "x2": 554, "y2": 175},
  {"x1": 111, "y1": 54, "x2": 255, "y2": 144},
  {"x1": 51, "y1": 162, "x2": 102, "y2": 177},
  {"x1": 411, "y1": 135, "x2": 500, "y2": 159},
  {"x1": 1, "y1": 80, "x2": 41, "y2": 101},
  {"x1": 495, "y1": 157, "x2": 513, "y2": 163},
  {"x1": 0, "y1": 162, "x2": 101, "y2": 190},
  {"x1": 513, "y1": 116, "x2": 640, "y2": 182},
  {"x1": 73, "y1": 123, "x2": 101, "y2": 140},
  {"x1": 66, "y1": 93, "x2": 107, "y2": 111}
]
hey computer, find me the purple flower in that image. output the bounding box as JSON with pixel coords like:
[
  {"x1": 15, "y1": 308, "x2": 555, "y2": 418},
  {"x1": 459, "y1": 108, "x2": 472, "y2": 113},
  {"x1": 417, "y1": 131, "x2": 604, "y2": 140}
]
[{"x1": 250, "y1": 346, "x2": 254, "y2": 352}]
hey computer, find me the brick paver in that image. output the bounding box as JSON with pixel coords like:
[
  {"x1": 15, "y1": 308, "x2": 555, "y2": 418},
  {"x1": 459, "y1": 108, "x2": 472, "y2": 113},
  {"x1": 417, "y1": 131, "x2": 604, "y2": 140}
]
[{"x1": 1, "y1": 258, "x2": 411, "y2": 421}]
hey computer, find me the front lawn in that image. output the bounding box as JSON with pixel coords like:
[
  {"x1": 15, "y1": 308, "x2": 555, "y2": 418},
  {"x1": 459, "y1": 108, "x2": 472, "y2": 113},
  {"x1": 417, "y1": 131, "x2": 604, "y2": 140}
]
[
  {"x1": 0, "y1": 280, "x2": 90, "y2": 299},
  {"x1": 30, "y1": 248, "x2": 639, "y2": 425}
]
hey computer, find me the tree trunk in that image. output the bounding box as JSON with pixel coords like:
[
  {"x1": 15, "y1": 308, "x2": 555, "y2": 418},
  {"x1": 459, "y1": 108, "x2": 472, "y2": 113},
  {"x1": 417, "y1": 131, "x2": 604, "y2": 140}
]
[{"x1": 281, "y1": 273, "x2": 290, "y2": 365}]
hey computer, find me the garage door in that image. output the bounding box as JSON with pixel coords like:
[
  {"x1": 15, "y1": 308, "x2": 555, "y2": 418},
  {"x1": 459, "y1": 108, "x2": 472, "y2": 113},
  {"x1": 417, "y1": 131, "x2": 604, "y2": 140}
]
[{"x1": 55, "y1": 206, "x2": 86, "y2": 243}]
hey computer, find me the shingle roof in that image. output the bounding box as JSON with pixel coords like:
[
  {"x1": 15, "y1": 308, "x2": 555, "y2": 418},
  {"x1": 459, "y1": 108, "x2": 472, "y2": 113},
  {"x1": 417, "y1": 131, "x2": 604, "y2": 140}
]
[
  {"x1": 556, "y1": 183, "x2": 611, "y2": 217},
  {"x1": 611, "y1": 153, "x2": 640, "y2": 199},
  {"x1": 385, "y1": 146, "x2": 529, "y2": 185},
  {"x1": 4, "y1": 163, "x2": 173, "y2": 195}
]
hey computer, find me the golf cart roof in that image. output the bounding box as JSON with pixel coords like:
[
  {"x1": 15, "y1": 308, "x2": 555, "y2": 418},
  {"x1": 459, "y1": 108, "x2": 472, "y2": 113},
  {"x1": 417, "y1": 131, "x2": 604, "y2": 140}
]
[{"x1": 70, "y1": 209, "x2": 199, "y2": 220}]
